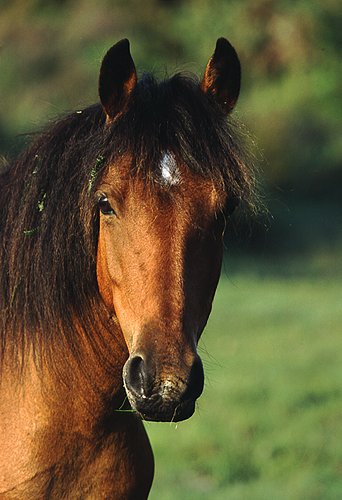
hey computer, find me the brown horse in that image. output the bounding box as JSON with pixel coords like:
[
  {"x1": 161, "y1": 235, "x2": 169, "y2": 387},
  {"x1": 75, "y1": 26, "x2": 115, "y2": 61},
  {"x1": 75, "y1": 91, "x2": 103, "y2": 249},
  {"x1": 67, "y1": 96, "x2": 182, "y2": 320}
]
[{"x1": 0, "y1": 39, "x2": 256, "y2": 498}]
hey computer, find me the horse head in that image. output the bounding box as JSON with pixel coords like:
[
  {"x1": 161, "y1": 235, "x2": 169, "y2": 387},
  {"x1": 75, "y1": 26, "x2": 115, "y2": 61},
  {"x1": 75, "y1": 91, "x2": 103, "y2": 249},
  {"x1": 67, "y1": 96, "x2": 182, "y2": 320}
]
[{"x1": 96, "y1": 39, "x2": 241, "y2": 422}]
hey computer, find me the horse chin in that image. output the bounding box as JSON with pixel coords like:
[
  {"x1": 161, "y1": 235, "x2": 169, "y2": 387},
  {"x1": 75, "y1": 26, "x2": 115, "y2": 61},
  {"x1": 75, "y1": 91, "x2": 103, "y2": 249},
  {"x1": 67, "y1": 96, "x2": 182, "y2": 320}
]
[
  {"x1": 141, "y1": 399, "x2": 196, "y2": 423},
  {"x1": 126, "y1": 393, "x2": 197, "y2": 422}
]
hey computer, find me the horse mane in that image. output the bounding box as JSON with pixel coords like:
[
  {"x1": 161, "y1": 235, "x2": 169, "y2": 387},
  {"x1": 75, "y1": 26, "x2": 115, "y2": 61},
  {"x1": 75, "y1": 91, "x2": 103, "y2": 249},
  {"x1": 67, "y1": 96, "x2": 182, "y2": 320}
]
[{"x1": 0, "y1": 73, "x2": 258, "y2": 371}]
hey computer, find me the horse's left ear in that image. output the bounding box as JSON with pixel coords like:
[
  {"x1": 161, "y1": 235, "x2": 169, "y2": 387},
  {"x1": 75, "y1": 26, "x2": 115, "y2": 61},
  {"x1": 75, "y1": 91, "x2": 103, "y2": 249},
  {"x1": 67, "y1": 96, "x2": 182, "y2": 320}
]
[
  {"x1": 99, "y1": 39, "x2": 137, "y2": 122},
  {"x1": 201, "y1": 38, "x2": 241, "y2": 114}
]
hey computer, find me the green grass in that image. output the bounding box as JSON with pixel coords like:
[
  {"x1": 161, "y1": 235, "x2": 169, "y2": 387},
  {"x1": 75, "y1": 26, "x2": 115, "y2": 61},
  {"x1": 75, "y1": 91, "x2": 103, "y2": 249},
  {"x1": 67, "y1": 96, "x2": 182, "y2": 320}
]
[{"x1": 146, "y1": 255, "x2": 342, "y2": 500}]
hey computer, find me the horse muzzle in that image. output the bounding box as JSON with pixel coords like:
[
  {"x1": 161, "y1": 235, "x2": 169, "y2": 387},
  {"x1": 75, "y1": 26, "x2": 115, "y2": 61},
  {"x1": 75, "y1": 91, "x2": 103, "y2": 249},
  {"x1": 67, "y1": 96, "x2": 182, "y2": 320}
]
[{"x1": 122, "y1": 353, "x2": 204, "y2": 422}]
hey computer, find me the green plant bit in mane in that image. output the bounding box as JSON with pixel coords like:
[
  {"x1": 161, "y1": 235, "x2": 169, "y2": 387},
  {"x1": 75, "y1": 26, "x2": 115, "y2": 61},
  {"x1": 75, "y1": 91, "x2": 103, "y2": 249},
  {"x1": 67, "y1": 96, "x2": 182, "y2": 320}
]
[
  {"x1": 37, "y1": 193, "x2": 46, "y2": 212},
  {"x1": 88, "y1": 155, "x2": 105, "y2": 193},
  {"x1": 23, "y1": 228, "x2": 38, "y2": 236}
]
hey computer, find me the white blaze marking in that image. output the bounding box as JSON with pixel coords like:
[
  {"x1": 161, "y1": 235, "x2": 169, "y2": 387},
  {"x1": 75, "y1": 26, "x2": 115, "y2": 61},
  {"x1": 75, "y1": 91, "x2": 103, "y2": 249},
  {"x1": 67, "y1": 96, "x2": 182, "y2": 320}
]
[{"x1": 160, "y1": 152, "x2": 179, "y2": 185}]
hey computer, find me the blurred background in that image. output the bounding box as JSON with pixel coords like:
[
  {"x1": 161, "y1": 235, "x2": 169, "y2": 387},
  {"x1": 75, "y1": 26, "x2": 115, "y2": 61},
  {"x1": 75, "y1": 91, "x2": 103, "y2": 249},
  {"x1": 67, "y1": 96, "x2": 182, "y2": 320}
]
[{"x1": 1, "y1": 0, "x2": 341, "y2": 498}]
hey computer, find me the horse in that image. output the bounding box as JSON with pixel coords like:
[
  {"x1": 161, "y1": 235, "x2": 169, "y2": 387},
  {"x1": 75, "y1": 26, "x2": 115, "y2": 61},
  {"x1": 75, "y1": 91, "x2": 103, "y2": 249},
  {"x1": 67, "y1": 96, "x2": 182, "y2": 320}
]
[{"x1": 0, "y1": 38, "x2": 256, "y2": 498}]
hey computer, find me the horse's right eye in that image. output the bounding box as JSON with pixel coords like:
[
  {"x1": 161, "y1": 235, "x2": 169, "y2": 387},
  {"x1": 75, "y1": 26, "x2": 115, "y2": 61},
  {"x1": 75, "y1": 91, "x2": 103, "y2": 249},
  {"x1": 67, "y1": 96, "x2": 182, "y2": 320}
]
[{"x1": 98, "y1": 195, "x2": 116, "y2": 216}]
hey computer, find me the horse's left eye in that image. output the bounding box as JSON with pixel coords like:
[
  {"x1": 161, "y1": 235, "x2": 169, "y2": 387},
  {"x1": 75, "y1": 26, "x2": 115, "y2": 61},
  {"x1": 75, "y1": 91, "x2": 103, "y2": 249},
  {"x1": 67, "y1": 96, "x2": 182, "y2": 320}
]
[
  {"x1": 224, "y1": 195, "x2": 239, "y2": 216},
  {"x1": 98, "y1": 195, "x2": 116, "y2": 216}
]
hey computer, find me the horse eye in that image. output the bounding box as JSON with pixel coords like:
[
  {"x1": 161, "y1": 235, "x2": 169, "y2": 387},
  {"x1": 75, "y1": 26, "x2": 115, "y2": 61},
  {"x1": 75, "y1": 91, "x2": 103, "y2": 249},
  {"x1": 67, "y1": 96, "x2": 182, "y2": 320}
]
[
  {"x1": 225, "y1": 195, "x2": 239, "y2": 216},
  {"x1": 98, "y1": 195, "x2": 116, "y2": 216}
]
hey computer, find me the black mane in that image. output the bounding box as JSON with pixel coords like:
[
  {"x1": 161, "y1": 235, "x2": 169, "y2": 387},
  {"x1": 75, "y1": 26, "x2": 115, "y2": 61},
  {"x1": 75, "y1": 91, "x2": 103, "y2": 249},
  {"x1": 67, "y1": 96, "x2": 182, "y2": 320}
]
[{"x1": 0, "y1": 73, "x2": 257, "y2": 369}]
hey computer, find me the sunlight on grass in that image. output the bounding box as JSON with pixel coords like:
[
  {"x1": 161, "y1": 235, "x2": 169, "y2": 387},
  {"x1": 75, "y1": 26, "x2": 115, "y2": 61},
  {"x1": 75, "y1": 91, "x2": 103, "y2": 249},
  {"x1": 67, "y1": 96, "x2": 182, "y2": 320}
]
[{"x1": 147, "y1": 256, "x2": 342, "y2": 500}]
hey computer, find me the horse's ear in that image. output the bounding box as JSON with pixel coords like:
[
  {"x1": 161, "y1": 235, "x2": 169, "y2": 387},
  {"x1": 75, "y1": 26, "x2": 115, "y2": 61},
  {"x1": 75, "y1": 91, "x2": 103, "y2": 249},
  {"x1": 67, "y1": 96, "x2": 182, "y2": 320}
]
[
  {"x1": 201, "y1": 38, "x2": 241, "y2": 114},
  {"x1": 99, "y1": 39, "x2": 137, "y2": 122}
]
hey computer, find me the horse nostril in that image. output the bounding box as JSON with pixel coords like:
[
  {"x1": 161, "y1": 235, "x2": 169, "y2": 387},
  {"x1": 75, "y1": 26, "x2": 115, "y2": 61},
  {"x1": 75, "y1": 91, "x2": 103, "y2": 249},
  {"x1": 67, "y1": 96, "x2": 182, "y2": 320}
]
[
  {"x1": 124, "y1": 354, "x2": 153, "y2": 398},
  {"x1": 182, "y1": 356, "x2": 204, "y2": 401}
]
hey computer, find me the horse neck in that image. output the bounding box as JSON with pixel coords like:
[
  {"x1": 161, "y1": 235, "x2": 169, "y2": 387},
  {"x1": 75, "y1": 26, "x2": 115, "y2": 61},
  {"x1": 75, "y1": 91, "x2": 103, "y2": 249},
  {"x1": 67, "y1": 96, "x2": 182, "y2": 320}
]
[{"x1": 0, "y1": 314, "x2": 130, "y2": 492}]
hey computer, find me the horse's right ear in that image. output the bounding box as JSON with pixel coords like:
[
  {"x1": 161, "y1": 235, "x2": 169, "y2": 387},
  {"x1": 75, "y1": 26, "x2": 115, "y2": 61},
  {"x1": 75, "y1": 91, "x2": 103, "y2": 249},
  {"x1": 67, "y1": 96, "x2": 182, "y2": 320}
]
[{"x1": 99, "y1": 39, "x2": 137, "y2": 122}]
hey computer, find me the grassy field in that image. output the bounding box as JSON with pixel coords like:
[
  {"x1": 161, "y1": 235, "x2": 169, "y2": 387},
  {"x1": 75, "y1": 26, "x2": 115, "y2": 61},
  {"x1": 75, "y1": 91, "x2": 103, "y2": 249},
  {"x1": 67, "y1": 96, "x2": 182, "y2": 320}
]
[{"x1": 146, "y1": 253, "x2": 342, "y2": 500}]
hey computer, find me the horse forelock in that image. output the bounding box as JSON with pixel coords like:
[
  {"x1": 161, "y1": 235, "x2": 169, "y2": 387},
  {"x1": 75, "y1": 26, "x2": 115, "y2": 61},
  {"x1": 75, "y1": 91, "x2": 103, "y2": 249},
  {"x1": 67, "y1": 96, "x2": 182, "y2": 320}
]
[{"x1": 0, "y1": 72, "x2": 258, "y2": 372}]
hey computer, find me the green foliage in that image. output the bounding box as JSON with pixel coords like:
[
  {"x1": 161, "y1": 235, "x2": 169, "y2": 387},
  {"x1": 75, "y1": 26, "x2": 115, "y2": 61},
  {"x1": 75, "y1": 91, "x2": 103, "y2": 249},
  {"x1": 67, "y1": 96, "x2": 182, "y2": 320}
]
[
  {"x1": 1, "y1": 0, "x2": 341, "y2": 196},
  {"x1": 146, "y1": 255, "x2": 342, "y2": 499}
]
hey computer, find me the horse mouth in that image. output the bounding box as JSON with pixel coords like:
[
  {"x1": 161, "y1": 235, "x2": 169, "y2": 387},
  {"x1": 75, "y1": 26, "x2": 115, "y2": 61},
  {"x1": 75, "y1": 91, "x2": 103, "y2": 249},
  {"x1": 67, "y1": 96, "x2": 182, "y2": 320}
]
[{"x1": 128, "y1": 394, "x2": 197, "y2": 422}]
